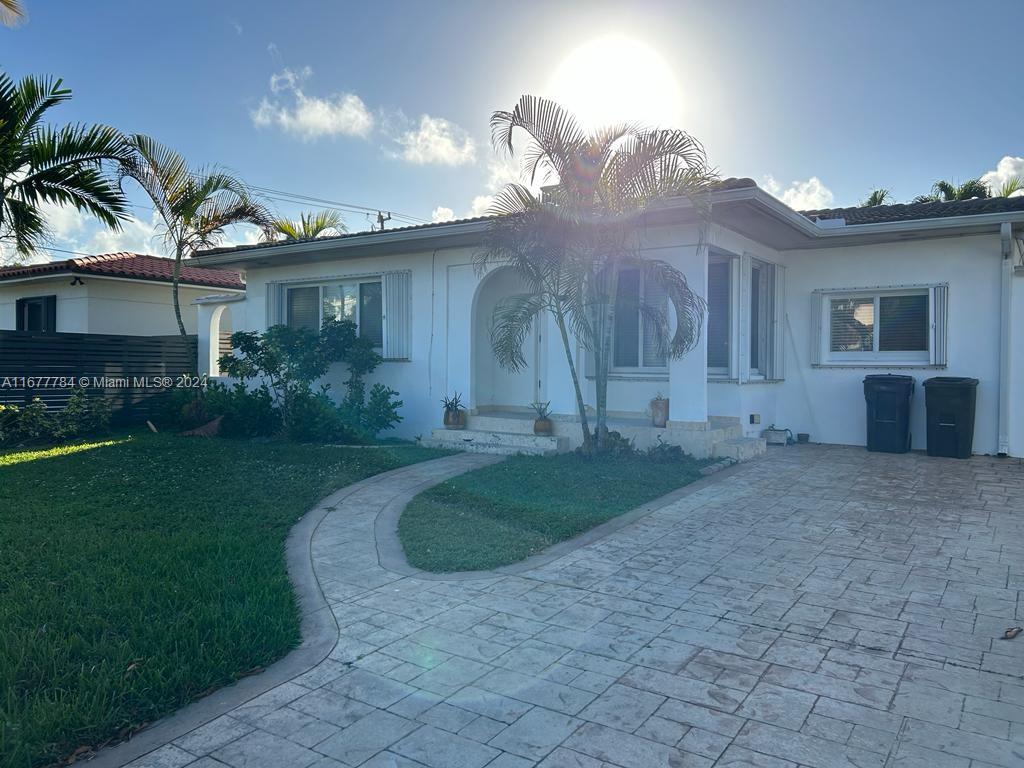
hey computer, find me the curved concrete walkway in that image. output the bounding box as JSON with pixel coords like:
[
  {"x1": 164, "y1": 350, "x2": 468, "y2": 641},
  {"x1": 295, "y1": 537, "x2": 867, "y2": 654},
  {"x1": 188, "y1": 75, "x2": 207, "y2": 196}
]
[{"x1": 96, "y1": 446, "x2": 1024, "y2": 768}]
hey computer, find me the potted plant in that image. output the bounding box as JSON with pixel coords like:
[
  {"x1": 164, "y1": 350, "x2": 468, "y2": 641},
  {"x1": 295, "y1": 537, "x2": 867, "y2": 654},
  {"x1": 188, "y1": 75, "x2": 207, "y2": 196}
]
[
  {"x1": 531, "y1": 401, "x2": 553, "y2": 435},
  {"x1": 442, "y1": 392, "x2": 466, "y2": 429},
  {"x1": 650, "y1": 393, "x2": 669, "y2": 428}
]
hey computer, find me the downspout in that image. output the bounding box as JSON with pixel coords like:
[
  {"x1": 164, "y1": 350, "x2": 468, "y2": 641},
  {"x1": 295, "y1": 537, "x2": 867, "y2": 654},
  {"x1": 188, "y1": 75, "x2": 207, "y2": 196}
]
[{"x1": 998, "y1": 222, "x2": 1013, "y2": 456}]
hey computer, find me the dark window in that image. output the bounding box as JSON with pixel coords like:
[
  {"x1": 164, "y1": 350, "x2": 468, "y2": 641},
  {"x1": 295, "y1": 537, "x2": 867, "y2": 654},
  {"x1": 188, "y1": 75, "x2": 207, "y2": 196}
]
[
  {"x1": 752, "y1": 266, "x2": 763, "y2": 370},
  {"x1": 286, "y1": 286, "x2": 320, "y2": 329},
  {"x1": 879, "y1": 294, "x2": 929, "y2": 352},
  {"x1": 707, "y1": 262, "x2": 730, "y2": 369},
  {"x1": 359, "y1": 281, "x2": 383, "y2": 346},
  {"x1": 16, "y1": 295, "x2": 56, "y2": 332},
  {"x1": 613, "y1": 269, "x2": 641, "y2": 367}
]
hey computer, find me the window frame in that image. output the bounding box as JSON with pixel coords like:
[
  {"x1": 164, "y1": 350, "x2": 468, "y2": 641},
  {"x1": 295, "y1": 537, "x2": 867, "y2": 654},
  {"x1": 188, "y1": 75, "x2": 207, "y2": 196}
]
[
  {"x1": 817, "y1": 284, "x2": 940, "y2": 366},
  {"x1": 706, "y1": 256, "x2": 732, "y2": 377},
  {"x1": 748, "y1": 259, "x2": 773, "y2": 377},
  {"x1": 610, "y1": 268, "x2": 670, "y2": 373},
  {"x1": 15, "y1": 294, "x2": 56, "y2": 333},
  {"x1": 283, "y1": 276, "x2": 384, "y2": 346}
]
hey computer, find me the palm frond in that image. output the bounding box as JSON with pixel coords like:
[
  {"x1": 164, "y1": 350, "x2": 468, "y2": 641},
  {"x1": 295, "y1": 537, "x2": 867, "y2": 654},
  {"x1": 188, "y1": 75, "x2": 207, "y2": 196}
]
[
  {"x1": 860, "y1": 188, "x2": 891, "y2": 207},
  {"x1": 997, "y1": 177, "x2": 1024, "y2": 198},
  {"x1": 0, "y1": 0, "x2": 25, "y2": 27},
  {"x1": 489, "y1": 292, "x2": 547, "y2": 371}
]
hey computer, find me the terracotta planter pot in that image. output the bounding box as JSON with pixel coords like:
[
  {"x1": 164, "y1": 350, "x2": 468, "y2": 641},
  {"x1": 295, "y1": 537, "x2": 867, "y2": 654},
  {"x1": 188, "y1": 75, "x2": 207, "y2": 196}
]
[
  {"x1": 533, "y1": 417, "x2": 553, "y2": 436},
  {"x1": 651, "y1": 398, "x2": 669, "y2": 428},
  {"x1": 443, "y1": 409, "x2": 466, "y2": 429}
]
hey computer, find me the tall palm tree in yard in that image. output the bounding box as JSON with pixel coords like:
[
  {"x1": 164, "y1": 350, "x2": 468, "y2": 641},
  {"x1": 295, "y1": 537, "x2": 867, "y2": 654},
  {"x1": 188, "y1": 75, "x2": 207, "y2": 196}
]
[
  {"x1": 475, "y1": 95, "x2": 715, "y2": 452},
  {"x1": 121, "y1": 135, "x2": 271, "y2": 335},
  {"x1": 262, "y1": 209, "x2": 347, "y2": 241},
  {"x1": 860, "y1": 188, "x2": 892, "y2": 207},
  {"x1": 913, "y1": 178, "x2": 991, "y2": 204},
  {"x1": 0, "y1": 72, "x2": 133, "y2": 261}
]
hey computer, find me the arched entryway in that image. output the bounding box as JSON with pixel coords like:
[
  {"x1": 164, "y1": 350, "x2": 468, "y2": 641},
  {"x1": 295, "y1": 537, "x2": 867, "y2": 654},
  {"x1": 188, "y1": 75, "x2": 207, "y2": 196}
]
[
  {"x1": 472, "y1": 267, "x2": 539, "y2": 412},
  {"x1": 209, "y1": 304, "x2": 233, "y2": 375}
]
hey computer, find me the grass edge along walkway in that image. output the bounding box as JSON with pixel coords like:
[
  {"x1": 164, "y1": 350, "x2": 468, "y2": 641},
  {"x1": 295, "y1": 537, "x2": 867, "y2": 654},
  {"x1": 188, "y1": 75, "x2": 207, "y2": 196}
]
[
  {"x1": 399, "y1": 450, "x2": 707, "y2": 573},
  {"x1": 0, "y1": 432, "x2": 447, "y2": 768}
]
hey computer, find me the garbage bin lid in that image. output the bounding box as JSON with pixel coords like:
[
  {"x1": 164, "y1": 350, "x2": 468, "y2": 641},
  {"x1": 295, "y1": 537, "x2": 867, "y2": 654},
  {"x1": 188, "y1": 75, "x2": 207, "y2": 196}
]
[
  {"x1": 923, "y1": 377, "x2": 979, "y2": 387},
  {"x1": 863, "y1": 374, "x2": 915, "y2": 384}
]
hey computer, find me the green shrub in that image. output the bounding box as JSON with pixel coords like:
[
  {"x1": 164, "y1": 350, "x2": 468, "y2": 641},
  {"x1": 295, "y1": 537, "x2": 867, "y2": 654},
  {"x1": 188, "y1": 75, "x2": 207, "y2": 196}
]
[
  {"x1": 164, "y1": 382, "x2": 280, "y2": 438},
  {"x1": 218, "y1": 318, "x2": 403, "y2": 443},
  {"x1": 0, "y1": 391, "x2": 111, "y2": 447}
]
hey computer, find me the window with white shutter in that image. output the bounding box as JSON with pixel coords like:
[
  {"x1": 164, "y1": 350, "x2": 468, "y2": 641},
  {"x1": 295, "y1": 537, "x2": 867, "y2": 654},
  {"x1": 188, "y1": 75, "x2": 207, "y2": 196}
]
[
  {"x1": 813, "y1": 284, "x2": 947, "y2": 366},
  {"x1": 276, "y1": 271, "x2": 412, "y2": 360}
]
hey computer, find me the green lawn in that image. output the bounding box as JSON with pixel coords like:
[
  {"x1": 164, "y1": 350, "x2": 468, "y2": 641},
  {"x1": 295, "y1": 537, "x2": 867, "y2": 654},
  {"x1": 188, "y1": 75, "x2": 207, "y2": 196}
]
[
  {"x1": 0, "y1": 433, "x2": 445, "y2": 768},
  {"x1": 399, "y1": 451, "x2": 707, "y2": 573}
]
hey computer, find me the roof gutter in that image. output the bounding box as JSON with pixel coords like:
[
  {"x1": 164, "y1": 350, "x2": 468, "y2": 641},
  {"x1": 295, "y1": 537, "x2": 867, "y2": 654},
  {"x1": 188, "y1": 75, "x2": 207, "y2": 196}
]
[
  {"x1": 998, "y1": 222, "x2": 1014, "y2": 456},
  {"x1": 192, "y1": 219, "x2": 492, "y2": 268}
]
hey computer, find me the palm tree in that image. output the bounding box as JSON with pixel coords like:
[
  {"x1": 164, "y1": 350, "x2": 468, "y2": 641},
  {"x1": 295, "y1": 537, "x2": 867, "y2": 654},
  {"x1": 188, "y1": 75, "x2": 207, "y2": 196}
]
[
  {"x1": 913, "y1": 178, "x2": 991, "y2": 204},
  {"x1": 262, "y1": 209, "x2": 347, "y2": 241},
  {"x1": 475, "y1": 95, "x2": 715, "y2": 452},
  {"x1": 0, "y1": 0, "x2": 24, "y2": 26},
  {"x1": 860, "y1": 189, "x2": 892, "y2": 207},
  {"x1": 994, "y1": 177, "x2": 1024, "y2": 198},
  {"x1": 0, "y1": 72, "x2": 133, "y2": 260},
  {"x1": 120, "y1": 135, "x2": 271, "y2": 336}
]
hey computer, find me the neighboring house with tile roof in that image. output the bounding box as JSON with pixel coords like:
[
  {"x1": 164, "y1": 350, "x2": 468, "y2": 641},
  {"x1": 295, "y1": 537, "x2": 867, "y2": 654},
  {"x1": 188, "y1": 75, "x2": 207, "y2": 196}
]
[
  {"x1": 192, "y1": 181, "x2": 1024, "y2": 458},
  {"x1": 0, "y1": 252, "x2": 244, "y2": 336}
]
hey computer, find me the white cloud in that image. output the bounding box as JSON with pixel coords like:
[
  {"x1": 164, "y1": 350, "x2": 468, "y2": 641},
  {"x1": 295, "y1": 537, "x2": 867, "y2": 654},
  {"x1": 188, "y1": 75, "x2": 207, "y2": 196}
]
[
  {"x1": 762, "y1": 175, "x2": 834, "y2": 210},
  {"x1": 252, "y1": 67, "x2": 374, "y2": 141},
  {"x1": 395, "y1": 115, "x2": 476, "y2": 166},
  {"x1": 86, "y1": 212, "x2": 167, "y2": 256},
  {"x1": 980, "y1": 156, "x2": 1024, "y2": 197},
  {"x1": 469, "y1": 195, "x2": 493, "y2": 217},
  {"x1": 431, "y1": 206, "x2": 455, "y2": 223}
]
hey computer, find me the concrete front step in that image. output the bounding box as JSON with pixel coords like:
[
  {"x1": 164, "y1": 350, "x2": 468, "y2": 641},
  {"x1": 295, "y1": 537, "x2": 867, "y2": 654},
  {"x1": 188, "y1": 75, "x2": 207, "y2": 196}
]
[
  {"x1": 712, "y1": 436, "x2": 768, "y2": 462},
  {"x1": 423, "y1": 428, "x2": 569, "y2": 456}
]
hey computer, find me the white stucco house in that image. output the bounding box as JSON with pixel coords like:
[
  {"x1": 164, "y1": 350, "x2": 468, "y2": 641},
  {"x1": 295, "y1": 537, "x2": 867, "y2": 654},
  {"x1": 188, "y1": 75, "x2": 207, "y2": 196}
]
[
  {"x1": 0, "y1": 252, "x2": 244, "y2": 336},
  {"x1": 191, "y1": 180, "x2": 1024, "y2": 459}
]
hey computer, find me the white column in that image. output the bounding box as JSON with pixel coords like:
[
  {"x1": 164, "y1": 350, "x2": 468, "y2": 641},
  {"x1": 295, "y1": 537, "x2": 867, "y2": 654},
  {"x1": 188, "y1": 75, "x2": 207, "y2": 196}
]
[{"x1": 668, "y1": 243, "x2": 709, "y2": 427}]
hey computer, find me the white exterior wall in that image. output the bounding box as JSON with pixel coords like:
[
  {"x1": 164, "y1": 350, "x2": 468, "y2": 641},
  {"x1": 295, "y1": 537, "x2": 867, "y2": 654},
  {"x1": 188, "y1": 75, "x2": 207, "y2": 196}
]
[
  {"x1": 234, "y1": 220, "x2": 718, "y2": 441},
  {"x1": 777, "y1": 234, "x2": 1004, "y2": 453},
  {"x1": 1007, "y1": 262, "x2": 1024, "y2": 457},
  {"x1": 0, "y1": 276, "x2": 226, "y2": 335}
]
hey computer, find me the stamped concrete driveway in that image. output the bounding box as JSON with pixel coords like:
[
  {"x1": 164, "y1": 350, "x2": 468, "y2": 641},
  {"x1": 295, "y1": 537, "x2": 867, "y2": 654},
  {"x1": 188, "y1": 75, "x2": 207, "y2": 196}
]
[{"x1": 125, "y1": 445, "x2": 1023, "y2": 768}]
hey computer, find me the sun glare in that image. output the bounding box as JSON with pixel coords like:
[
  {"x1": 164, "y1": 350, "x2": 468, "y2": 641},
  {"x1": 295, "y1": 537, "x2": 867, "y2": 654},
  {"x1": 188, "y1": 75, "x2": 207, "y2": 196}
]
[{"x1": 545, "y1": 35, "x2": 683, "y2": 131}]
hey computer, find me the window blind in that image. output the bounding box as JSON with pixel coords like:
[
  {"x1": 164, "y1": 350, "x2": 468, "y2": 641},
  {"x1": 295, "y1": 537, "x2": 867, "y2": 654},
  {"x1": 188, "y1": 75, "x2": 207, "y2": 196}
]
[
  {"x1": 642, "y1": 278, "x2": 668, "y2": 367},
  {"x1": 707, "y1": 261, "x2": 730, "y2": 369},
  {"x1": 383, "y1": 270, "x2": 412, "y2": 360},
  {"x1": 829, "y1": 296, "x2": 874, "y2": 352}
]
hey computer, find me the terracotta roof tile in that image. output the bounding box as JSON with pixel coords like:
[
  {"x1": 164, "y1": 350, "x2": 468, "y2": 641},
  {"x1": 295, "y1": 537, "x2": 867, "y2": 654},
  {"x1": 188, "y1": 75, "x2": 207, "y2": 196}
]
[
  {"x1": 0, "y1": 252, "x2": 244, "y2": 289},
  {"x1": 801, "y1": 195, "x2": 1024, "y2": 225}
]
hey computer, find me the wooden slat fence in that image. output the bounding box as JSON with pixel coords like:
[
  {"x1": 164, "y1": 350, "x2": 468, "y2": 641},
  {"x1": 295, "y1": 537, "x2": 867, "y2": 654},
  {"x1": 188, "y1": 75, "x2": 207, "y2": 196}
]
[{"x1": 0, "y1": 330, "x2": 198, "y2": 423}]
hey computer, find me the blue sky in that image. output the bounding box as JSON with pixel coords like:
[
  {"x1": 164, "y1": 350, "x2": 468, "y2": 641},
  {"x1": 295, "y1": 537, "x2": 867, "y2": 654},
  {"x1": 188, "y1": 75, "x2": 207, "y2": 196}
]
[{"x1": 4, "y1": 0, "x2": 1023, "y2": 259}]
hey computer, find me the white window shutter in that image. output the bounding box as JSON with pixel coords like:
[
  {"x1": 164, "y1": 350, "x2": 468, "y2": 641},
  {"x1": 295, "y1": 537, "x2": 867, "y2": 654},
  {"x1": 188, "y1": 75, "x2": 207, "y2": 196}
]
[
  {"x1": 738, "y1": 254, "x2": 752, "y2": 382},
  {"x1": 382, "y1": 271, "x2": 412, "y2": 360},
  {"x1": 931, "y1": 284, "x2": 949, "y2": 366},
  {"x1": 769, "y1": 264, "x2": 786, "y2": 380},
  {"x1": 266, "y1": 282, "x2": 282, "y2": 326},
  {"x1": 810, "y1": 289, "x2": 823, "y2": 366}
]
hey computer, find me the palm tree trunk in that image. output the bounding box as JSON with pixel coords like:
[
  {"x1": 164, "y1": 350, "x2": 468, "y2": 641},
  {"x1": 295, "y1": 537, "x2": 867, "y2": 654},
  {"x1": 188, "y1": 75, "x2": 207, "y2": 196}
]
[
  {"x1": 594, "y1": 266, "x2": 619, "y2": 452},
  {"x1": 554, "y1": 311, "x2": 592, "y2": 453},
  {"x1": 172, "y1": 246, "x2": 186, "y2": 337}
]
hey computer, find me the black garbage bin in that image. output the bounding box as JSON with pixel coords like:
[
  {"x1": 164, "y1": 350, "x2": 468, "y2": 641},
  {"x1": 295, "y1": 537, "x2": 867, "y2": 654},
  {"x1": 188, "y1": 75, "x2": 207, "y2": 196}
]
[
  {"x1": 923, "y1": 377, "x2": 978, "y2": 458},
  {"x1": 863, "y1": 375, "x2": 915, "y2": 453}
]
